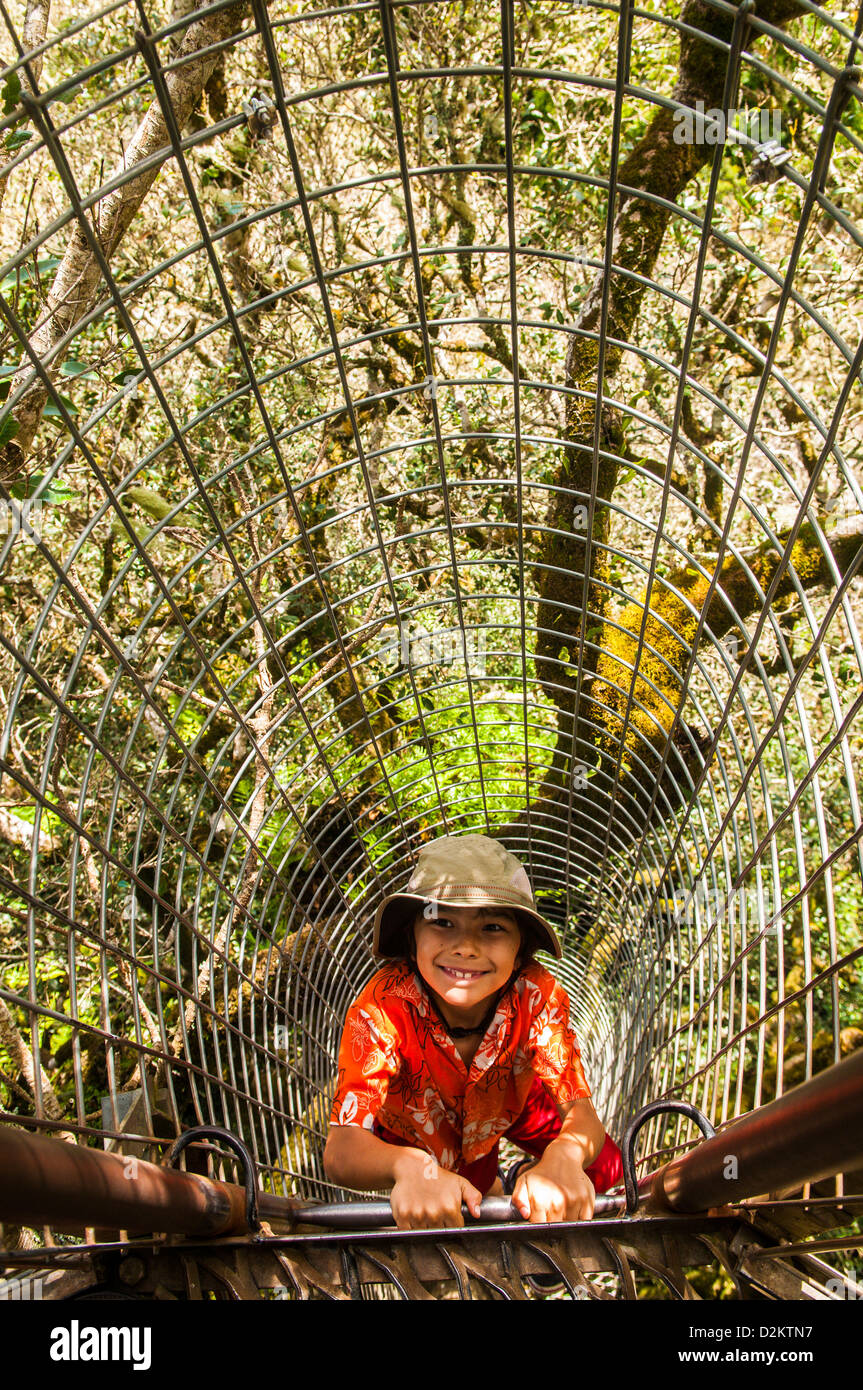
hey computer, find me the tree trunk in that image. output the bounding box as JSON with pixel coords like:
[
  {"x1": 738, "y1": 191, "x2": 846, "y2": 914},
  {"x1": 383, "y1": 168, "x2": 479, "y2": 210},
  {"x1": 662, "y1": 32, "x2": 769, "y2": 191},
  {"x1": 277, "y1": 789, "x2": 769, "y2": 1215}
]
[{"x1": 521, "y1": 0, "x2": 805, "y2": 838}]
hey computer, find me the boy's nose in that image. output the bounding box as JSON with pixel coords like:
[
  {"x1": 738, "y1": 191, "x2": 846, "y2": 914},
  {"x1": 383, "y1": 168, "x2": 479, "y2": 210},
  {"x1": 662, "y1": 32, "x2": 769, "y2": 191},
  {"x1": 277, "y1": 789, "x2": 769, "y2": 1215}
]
[{"x1": 451, "y1": 931, "x2": 482, "y2": 955}]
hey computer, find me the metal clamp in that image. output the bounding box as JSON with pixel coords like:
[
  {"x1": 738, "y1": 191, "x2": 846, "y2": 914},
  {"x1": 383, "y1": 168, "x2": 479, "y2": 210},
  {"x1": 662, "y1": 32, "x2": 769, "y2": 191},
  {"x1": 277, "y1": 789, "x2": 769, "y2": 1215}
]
[
  {"x1": 621, "y1": 1100, "x2": 715, "y2": 1215},
  {"x1": 164, "y1": 1126, "x2": 261, "y2": 1233},
  {"x1": 749, "y1": 138, "x2": 793, "y2": 186}
]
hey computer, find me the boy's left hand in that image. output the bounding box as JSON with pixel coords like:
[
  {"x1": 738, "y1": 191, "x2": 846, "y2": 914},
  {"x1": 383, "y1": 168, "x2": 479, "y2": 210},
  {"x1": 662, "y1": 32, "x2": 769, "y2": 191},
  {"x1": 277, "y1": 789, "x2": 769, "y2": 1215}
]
[{"x1": 511, "y1": 1145, "x2": 595, "y2": 1223}]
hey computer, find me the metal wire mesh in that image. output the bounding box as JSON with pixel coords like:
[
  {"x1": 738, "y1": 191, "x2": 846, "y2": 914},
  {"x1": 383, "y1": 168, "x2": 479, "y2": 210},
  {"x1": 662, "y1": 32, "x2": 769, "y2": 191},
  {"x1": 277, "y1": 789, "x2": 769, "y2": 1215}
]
[{"x1": 0, "y1": 0, "x2": 861, "y2": 1215}]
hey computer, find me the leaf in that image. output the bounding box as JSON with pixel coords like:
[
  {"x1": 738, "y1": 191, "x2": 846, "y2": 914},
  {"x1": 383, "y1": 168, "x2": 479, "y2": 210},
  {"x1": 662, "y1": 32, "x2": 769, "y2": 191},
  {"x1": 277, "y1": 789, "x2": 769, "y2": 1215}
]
[
  {"x1": 420, "y1": 693, "x2": 435, "y2": 712},
  {"x1": 18, "y1": 472, "x2": 75, "y2": 504},
  {"x1": 0, "y1": 412, "x2": 20, "y2": 447},
  {"x1": 59, "y1": 360, "x2": 96, "y2": 378},
  {"x1": 0, "y1": 255, "x2": 62, "y2": 293},
  {"x1": 42, "y1": 480, "x2": 75, "y2": 504},
  {"x1": 2, "y1": 72, "x2": 21, "y2": 115},
  {"x1": 4, "y1": 129, "x2": 33, "y2": 152},
  {"x1": 42, "y1": 393, "x2": 78, "y2": 419},
  {"x1": 53, "y1": 82, "x2": 81, "y2": 104}
]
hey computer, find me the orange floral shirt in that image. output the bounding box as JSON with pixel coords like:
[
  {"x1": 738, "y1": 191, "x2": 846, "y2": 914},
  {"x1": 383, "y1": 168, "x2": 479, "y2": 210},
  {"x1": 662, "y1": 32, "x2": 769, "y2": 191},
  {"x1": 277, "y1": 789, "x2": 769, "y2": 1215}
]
[{"x1": 329, "y1": 960, "x2": 591, "y2": 1169}]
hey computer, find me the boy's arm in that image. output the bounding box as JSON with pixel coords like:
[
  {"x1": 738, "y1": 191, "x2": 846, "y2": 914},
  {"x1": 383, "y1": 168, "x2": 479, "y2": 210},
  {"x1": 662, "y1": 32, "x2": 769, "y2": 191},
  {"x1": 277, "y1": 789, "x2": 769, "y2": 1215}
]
[
  {"x1": 324, "y1": 1123, "x2": 426, "y2": 1191},
  {"x1": 511, "y1": 1097, "x2": 605, "y2": 1223},
  {"x1": 324, "y1": 1125, "x2": 483, "y2": 1229},
  {"x1": 547, "y1": 1095, "x2": 606, "y2": 1169}
]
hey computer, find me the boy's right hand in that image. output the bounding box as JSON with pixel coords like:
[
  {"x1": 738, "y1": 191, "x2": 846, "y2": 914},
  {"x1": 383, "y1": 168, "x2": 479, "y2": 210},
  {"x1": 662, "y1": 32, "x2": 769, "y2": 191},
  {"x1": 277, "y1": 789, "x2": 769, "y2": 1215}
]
[{"x1": 390, "y1": 1150, "x2": 483, "y2": 1230}]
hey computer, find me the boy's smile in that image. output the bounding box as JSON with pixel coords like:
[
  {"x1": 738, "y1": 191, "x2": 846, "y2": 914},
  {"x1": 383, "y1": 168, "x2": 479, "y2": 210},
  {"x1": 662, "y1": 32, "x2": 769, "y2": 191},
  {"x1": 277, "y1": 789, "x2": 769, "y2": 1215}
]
[
  {"x1": 437, "y1": 965, "x2": 490, "y2": 981},
  {"x1": 412, "y1": 904, "x2": 522, "y2": 1030}
]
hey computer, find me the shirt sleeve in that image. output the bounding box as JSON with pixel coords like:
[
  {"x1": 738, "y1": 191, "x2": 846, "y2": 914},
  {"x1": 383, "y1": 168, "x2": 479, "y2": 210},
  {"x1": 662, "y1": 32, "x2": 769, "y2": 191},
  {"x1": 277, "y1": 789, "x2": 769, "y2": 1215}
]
[
  {"x1": 329, "y1": 995, "x2": 402, "y2": 1130},
  {"x1": 525, "y1": 977, "x2": 591, "y2": 1107}
]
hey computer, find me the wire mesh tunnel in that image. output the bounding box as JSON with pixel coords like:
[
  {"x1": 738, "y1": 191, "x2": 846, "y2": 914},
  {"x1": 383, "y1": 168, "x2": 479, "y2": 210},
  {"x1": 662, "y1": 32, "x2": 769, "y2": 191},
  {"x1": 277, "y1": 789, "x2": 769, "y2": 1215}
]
[{"x1": 0, "y1": 0, "x2": 862, "y2": 1299}]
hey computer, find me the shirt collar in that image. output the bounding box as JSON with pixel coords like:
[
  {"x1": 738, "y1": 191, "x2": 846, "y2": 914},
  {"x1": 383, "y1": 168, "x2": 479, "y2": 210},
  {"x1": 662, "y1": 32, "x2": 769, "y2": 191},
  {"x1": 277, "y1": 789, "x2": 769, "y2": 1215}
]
[{"x1": 398, "y1": 962, "x2": 522, "y2": 1034}]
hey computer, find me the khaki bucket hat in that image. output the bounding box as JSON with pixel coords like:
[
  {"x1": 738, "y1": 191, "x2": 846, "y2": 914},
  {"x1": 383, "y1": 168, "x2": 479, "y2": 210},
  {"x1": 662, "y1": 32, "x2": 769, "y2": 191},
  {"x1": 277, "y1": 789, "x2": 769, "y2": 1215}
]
[{"x1": 372, "y1": 833, "x2": 562, "y2": 960}]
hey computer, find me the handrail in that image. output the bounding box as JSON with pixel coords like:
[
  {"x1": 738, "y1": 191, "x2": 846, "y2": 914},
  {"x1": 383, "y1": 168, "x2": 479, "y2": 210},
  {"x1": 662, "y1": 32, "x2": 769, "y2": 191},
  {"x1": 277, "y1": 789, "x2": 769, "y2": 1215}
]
[
  {"x1": 0, "y1": 1122, "x2": 624, "y2": 1236},
  {"x1": 1, "y1": 1049, "x2": 860, "y2": 1238},
  {"x1": 643, "y1": 1048, "x2": 863, "y2": 1213}
]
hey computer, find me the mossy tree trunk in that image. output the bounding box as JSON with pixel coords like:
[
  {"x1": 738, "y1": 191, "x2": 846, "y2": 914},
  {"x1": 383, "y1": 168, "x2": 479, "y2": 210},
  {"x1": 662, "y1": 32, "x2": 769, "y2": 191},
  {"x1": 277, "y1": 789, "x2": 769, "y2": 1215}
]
[
  {"x1": 592, "y1": 515, "x2": 863, "y2": 807},
  {"x1": 516, "y1": 0, "x2": 810, "y2": 849}
]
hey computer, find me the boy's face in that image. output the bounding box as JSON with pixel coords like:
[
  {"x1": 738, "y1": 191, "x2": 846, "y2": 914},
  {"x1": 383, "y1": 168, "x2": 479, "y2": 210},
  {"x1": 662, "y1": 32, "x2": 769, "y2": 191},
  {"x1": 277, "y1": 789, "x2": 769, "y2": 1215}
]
[{"x1": 411, "y1": 903, "x2": 523, "y2": 1025}]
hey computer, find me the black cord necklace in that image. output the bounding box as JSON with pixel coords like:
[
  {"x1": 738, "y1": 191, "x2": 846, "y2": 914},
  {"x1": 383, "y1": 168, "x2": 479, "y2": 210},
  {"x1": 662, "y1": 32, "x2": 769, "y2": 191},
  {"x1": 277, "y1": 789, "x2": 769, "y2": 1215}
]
[{"x1": 437, "y1": 999, "x2": 498, "y2": 1039}]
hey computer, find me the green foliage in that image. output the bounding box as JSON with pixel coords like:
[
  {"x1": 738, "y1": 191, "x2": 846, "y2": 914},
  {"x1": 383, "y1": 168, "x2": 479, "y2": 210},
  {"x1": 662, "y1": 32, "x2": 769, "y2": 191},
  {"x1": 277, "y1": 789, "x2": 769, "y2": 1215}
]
[{"x1": 2, "y1": 72, "x2": 21, "y2": 116}]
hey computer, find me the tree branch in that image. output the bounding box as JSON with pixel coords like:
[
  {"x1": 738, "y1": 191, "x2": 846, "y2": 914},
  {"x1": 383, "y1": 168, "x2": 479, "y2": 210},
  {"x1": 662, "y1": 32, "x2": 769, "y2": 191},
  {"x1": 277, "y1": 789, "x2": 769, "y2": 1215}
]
[
  {"x1": 0, "y1": 1, "x2": 246, "y2": 483},
  {"x1": 0, "y1": 995, "x2": 67, "y2": 1128}
]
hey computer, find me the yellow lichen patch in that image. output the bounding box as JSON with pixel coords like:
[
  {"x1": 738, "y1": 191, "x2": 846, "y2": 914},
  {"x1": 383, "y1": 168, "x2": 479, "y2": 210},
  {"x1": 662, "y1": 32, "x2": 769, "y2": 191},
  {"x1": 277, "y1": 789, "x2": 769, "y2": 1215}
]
[
  {"x1": 592, "y1": 568, "x2": 711, "y2": 779},
  {"x1": 583, "y1": 513, "x2": 842, "y2": 794}
]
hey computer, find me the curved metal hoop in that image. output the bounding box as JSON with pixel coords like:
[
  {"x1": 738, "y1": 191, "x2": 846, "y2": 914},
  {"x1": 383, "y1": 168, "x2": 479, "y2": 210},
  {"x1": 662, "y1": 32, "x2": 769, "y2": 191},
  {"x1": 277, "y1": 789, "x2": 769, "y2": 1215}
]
[
  {"x1": 621, "y1": 1101, "x2": 716, "y2": 1216},
  {"x1": 164, "y1": 1126, "x2": 261, "y2": 1233}
]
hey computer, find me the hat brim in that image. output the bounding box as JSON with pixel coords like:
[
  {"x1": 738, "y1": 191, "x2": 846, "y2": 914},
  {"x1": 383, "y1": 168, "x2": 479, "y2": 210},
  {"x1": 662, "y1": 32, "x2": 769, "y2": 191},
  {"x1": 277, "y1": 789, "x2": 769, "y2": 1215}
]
[{"x1": 372, "y1": 893, "x2": 562, "y2": 960}]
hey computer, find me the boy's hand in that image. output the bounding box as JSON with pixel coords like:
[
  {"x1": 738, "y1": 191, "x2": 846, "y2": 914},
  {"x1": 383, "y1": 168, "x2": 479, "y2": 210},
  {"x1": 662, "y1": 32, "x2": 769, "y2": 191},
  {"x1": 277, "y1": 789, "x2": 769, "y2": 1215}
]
[
  {"x1": 390, "y1": 1150, "x2": 483, "y2": 1230},
  {"x1": 511, "y1": 1145, "x2": 595, "y2": 1223}
]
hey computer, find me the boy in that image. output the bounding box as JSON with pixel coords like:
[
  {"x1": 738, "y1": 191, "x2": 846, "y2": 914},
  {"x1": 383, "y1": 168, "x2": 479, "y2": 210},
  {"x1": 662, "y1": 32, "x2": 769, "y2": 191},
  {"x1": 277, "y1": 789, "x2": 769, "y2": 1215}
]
[{"x1": 325, "y1": 832, "x2": 622, "y2": 1229}]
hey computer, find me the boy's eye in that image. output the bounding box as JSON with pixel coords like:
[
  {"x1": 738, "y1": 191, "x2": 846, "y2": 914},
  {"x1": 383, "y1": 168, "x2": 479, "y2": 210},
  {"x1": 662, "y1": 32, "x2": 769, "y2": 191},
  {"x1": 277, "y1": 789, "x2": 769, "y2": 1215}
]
[{"x1": 432, "y1": 917, "x2": 511, "y2": 932}]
